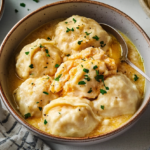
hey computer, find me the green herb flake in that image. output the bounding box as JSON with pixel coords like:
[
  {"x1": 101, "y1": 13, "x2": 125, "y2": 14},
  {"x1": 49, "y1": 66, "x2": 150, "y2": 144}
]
[
  {"x1": 20, "y1": 3, "x2": 26, "y2": 7},
  {"x1": 134, "y1": 74, "x2": 139, "y2": 81},
  {"x1": 100, "y1": 41, "x2": 106, "y2": 47},
  {"x1": 73, "y1": 18, "x2": 77, "y2": 23},
  {"x1": 96, "y1": 70, "x2": 99, "y2": 75},
  {"x1": 31, "y1": 83, "x2": 34, "y2": 85},
  {"x1": 29, "y1": 64, "x2": 34, "y2": 69},
  {"x1": 44, "y1": 119, "x2": 48, "y2": 125},
  {"x1": 55, "y1": 64, "x2": 60, "y2": 68},
  {"x1": 78, "y1": 40, "x2": 83, "y2": 45},
  {"x1": 93, "y1": 35, "x2": 99, "y2": 41},
  {"x1": 88, "y1": 88, "x2": 92, "y2": 93},
  {"x1": 47, "y1": 37, "x2": 51, "y2": 40},
  {"x1": 46, "y1": 54, "x2": 50, "y2": 57},
  {"x1": 85, "y1": 32, "x2": 91, "y2": 36},
  {"x1": 58, "y1": 112, "x2": 61, "y2": 115},
  {"x1": 84, "y1": 36, "x2": 86, "y2": 38},
  {"x1": 65, "y1": 22, "x2": 68, "y2": 24},
  {"x1": 93, "y1": 65, "x2": 98, "y2": 70},
  {"x1": 15, "y1": 9, "x2": 18, "y2": 13},
  {"x1": 76, "y1": 27, "x2": 79, "y2": 29},
  {"x1": 27, "y1": 9, "x2": 30, "y2": 11},
  {"x1": 39, "y1": 107, "x2": 42, "y2": 111},
  {"x1": 54, "y1": 74, "x2": 62, "y2": 81},
  {"x1": 78, "y1": 81, "x2": 86, "y2": 85},
  {"x1": 45, "y1": 49, "x2": 49, "y2": 53},
  {"x1": 40, "y1": 44, "x2": 45, "y2": 48},
  {"x1": 100, "y1": 89, "x2": 107, "y2": 95},
  {"x1": 24, "y1": 113, "x2": 31, "y2": 119},
  {"x1": 81, "y1": 58, "x2": 86, "y2": 61},
  {"x1": 66, "y1": 27, "x2": 74, "y2": 33},
  {"x1": 36, "y1": 102, "x2": 39, "y2": 104},
  {"x1": 44, "y1": 66, "x2": 47, "y2": 68},
  {"x1": 101, "y1": 105, "x2": 104, "y2": 110},
  {"x1": 81, "y1": 65, "x2": 83, "y2": 67},
  {"x1": 33, "y1": 0, "x2": 39, "y2": 3},
  {"x1": 25, "y1": 51, "x2": 29, "y2": 55},
  {"x1": 84, "y1": 75, "x2": 90, "y2": 81},
  {"x1": 66, "y1": 54, "x2": 70, "y2": 57},
  {"x1": 46, "y1": 77, "x2": 49, "y2": 79},
  {"x1": 43, "y1": 91, "x2": 49, "y2": 95},
  {"x1": 83, "y1": 68, "x2": 89, "y2": 73}
]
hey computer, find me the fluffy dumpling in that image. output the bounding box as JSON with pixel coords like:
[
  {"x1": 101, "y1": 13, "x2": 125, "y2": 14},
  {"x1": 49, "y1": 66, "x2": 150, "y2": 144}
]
[
  {"x1": 41, "y1": 96, "x2": 101, "y2": 137},
  {"x1": 16, "y1": 39, "x2": 62, "y2": 79},
  {"x1": 53, "y1": 15, "x2": 112, "y2": 55},
  {"x1": 13, "y1": 76, "x2": 58, "y2": 118},
  {"x1": 50, "y1": 47, "x2": 117, "y2": 99},
  {"x1": 93, "y1": 73, "x2": 141, "y2": 117}
]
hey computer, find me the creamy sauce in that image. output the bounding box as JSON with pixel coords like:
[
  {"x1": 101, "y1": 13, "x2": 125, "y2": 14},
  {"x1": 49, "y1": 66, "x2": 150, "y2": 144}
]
[{"x1": 8, "y1": 18, "x2": 145, "y2": 137}]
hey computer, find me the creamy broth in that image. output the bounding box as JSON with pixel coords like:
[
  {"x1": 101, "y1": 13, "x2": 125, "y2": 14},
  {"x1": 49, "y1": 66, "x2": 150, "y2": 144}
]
[{"x1": 8, "y1": 18, "x2": 145, "y2": 137}]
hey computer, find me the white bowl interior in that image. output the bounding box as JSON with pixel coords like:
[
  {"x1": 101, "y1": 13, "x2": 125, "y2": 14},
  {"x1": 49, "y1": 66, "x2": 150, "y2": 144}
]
[{"x1": 0, "y1": 1, "x2": 150, "y2": 144}]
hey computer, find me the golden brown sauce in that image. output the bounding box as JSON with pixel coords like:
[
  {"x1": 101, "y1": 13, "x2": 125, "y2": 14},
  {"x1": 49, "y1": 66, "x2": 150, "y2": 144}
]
[{"x1": 8, "y1": 19, "x2": 145, "y2": 137}]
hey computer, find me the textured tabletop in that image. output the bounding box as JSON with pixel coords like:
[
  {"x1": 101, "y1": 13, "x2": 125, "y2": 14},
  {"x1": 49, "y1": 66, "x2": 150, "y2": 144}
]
[{"x1": 0, "y1": 0, "x2": 150, "y2": 150}]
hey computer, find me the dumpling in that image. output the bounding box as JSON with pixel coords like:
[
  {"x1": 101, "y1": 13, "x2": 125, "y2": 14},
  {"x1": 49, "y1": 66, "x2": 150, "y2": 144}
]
[
  {"x1": 53, "y1": 15, "x2": 112, "y2": 55},
  {"x1": 93, "y1": 73, "x2": 140, "y2": 117},
  {"x1": 16, "y1": 39, "x2": 62, "y2": 79},
  {"x1": 50, "y1": 47, "x2": 117, "y2": 99},
  {"x1": 42, "y1": 96, "x2": 101, "y2": 137},
  {"x1": 13, "y1": 76, "x2": 58, "y2": 118}
]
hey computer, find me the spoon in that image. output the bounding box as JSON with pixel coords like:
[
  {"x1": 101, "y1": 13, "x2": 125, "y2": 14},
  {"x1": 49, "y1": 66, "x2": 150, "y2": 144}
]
[{"x1": 100, "y1": 23, "x2": 150, "y2": 82}]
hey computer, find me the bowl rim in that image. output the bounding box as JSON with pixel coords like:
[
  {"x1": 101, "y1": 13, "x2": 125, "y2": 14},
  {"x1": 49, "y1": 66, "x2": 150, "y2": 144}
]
[
  {"x1": 0, "y1": 0, "x2": 150, "y2": 143},
  {"x1": 0, "y1": 0, "x2": 5, "y2": 20}
]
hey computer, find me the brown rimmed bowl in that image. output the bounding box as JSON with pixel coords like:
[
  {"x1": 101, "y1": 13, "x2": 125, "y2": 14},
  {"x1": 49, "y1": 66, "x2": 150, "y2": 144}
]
[{"x1": 0, "y1": 0, "x2": 150, "y2": 145}]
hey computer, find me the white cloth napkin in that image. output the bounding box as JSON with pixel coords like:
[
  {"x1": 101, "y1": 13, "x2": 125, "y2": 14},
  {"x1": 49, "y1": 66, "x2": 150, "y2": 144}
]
[{"x1": 0, "y1": 100, "x2": 51, "y2": 150}]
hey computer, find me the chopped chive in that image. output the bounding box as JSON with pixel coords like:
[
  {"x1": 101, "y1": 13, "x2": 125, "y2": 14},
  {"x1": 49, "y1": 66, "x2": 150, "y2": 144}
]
[
  {"x1": 65, "y1": 22, "x2": 68, "y2": 24},
  {"x1": 45, "y1": 49, "x2": 49, "y2": 53},
  {"x1": 88, "y1": 88, "x2": 92, "y2": 93},
  {"x1": 78, "y1": 40, "x2": 83, "y2": 45},
  {"x1": 101, "y1": 105, "x2": 104, "y2": 110},
  {"x1": 73, "y1": 18, "x2": 77, "y2": 23},
  {"x1": 25, "y1": 51, "x2": 29, "y2": 55},
  {"x1": 93, "y1": 35, "x2": 99, "y2": 41},
  {"x1": 44, "y1": 66, "x2": 47, "y2": 68},
  {"x1": 78, "y1": 81, "x2": 86, "y2": 85},
  {"x1": 134, "y1": 74, "x2": 139, "y2": 81},
  {"x1": 47, "y1": 37, "x2": 51, "y2": 40},
  {"x1": 83, "y1": 68, "x2": 89, "y2": 73},
  {"x1": 100, "y1": 89, "x2": 107, "y2": 95},
  {"x1": 81, "y1": 64, "x2": 83, "y2": 67},
  {"x1": 36, "y1": 102, "x2": 39, "y2": 104},
  {"x1": 58, "y1": 112, "x2": 61, "y2": 114},
  {"x1": 20, "y1": 3, "x2": 26, "y2": 7},
  {"x1": 66, "y1": 54, "x2": 70, "y2": 57},
  {"x1": 33, "y1": 0, "x2": 39, "y2": 2},
  {"x1": 54, "y1": 74, "x2": 62, "y2": 81},
  {"x1": 66, "y1": 27, "x2": 74, "y2": 32},
  {"x1": 24, "y1": 113, "x2": 31, "y2": 119},
  {"x1": 84, "y1": 75, "x2": 90, "y2": 81},
  {"x1": 76, "y1": 27, "x2": 79, "y2": 29},
  {"x1": 43, "y1": 91, "x2": 49, "y2": 95},
  {"x1": 40, "y1": 44, "x2": 45, "y2": 48},
  {"x1": 44, "y1": 119, "x2": 48, "y2": 125},
  {"x1": 46, "y1": 54, "x2": 50, "y2": 57},
  {"x1": 29, "y1": 64, "x2": 34, "y2": 69},
  {"x1": 93, "y1": 65, "x2": 98, "y2": 70},
  {"x1": 39, "y1": 107, "x2": 42, "y2": 111},
  {"x1": 55, "y1": 64, "x2": 60, "y2": 68},
  {"x1": 15, "y1": 9, "x2": 18, "y2": 13},
  {"x1": 85, "y1": 32, "x2": 91, "y2": 36}
]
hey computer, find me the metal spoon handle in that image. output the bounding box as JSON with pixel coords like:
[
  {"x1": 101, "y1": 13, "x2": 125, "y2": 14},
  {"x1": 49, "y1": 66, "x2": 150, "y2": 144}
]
[{"x1": 125, "y1": 58, "x2": 150, "y2": 81}]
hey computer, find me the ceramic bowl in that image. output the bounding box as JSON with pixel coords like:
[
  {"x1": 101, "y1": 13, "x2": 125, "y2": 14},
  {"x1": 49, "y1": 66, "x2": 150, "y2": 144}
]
[
  {"x1": 0, "y1": 0, "x2": 5, "y2": 20},
  {"x1": 0, "y1": 0, "x2": 150, "y2": 145}
]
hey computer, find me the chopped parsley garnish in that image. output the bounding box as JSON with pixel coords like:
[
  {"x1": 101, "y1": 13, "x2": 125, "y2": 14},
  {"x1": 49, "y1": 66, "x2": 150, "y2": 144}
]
[
  {"x1": 93, "y1": 65, "x2": 98, "y2": 70},
  {"x1": 100, "y1": 41, "x2": 106, "y2": 47},
  {"x1": 73, "y1": 18, "x2": 77, "y2": 23},
  {"x1": 47, "y1": 37, "x2": 51, "y2": 40},
  {"x1": 100, "y1": 89, "x2": 107, "y2": 95},
  {"x1": 46, "y1": 54, "x2": 50, "y2": 57},
  {"x1": 29, "y1": 64, "x2": 34, "y2": 69},
  {"x1": 54, "y1": 74, "x2": 62, "y2": 81},
  {"x1": 66, "y1": 54, "x2": 70, "y2": 57},
  {"x1": 84, "y1": 75, "x2": 90, "y2": 81},
  {"x1": 44, "y1": 119, "x2": 48, "y2": 125},
  {"x1": 81, "y1": 58, "x2": 86, "y2": 61},
  {"x1": 101, "y1": 105, "x2": 104, "y2": 110},
  {"x1": 36, "y1": 102, "x2": 39, "y2": 104},
  {"x1": 33, "y1": 0, "x2": 39, "y2": 3},
  {"x1": 20, "y1": 3, "x2": 26, "y2": 7},
  {"x1": 46, "y1": 77, "x2": 49, "y2": 79},
  {"x1": 78, "y1": 40, "x2": 83, "y2": 45},
  {"x1": 39, "y1": 107, "x2": 42, "y2": 111},
  {"x1": 25, "y1": 51, "x2": 29, "y2": 55},
  {"x1": 66, "y1": 27, "x2": 74, "y2": 32},
  {"x1": 134, "y1": 74, "x2": 139, "y2": 81},
  {"x1": 84, "y1": 36, "x2": 86, "y2": 38},
  {"x1": 88, "y1": 88, "x2": 92, "y2": 93},
  {"x1": 24, "y1": 113, "x2": 31, "y2": 119},
  {"x1": 85, "y1": 32, "x2": 91, "y2": 36},
  {"x1": 58, "y1": 112, "x2": 61, "y2": 114},
  {"x1": 81, "y1": 64, "x2": 83, "y2": 67},
  {"x1": 43, "y1": 91, "x2": 49, "y2": 95},
  {"x1": 55, "y1": 64, "x2": 60, "y2": 68},
  {"x1": 45, "y1": 49, "x2": 49, "y2": 53},
  {"x1": 65, "y1": 22, "x2": 68, "y2": 24},
  {"x1": 40, "y1": 44, "x2": 45, "y2": 48},
  {"x1": 96, "y1": 70, "x2": 99, "y2": 75},
  {"x1": 93, "y1": 35, "x2": 99, "y2": 41},
  {"x1": 44, "y1": 66, "x2": 47, "y2": 68},
  {"x1": 83, "y1": 68, "x2": 89, "y2": 73},
  {"x1": 76, "y1": 27, "x2": 79, "y2": 29},
  {"x1": 31, "y1": 83, "x2": 34, "y2": 85},
  {"x1": 78, "y1": 81, "x2": 86, "y2": 85},
  {"x1": 15, "y1": 9, "x2": 18, "y2": 13}
]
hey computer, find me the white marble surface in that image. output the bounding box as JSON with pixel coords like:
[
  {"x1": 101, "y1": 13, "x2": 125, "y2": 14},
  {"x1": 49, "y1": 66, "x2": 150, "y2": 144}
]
[{"x1": 0, "y1": 0, "x2": 150, "y2": 150}]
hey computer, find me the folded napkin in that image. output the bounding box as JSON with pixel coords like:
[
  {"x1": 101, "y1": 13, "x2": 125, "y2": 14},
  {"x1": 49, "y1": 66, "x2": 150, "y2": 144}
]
[
  {"x1": 139, "y1": 0, "x2": 150, "y2": 17},
  {"x1": 0, "y1": 100, "x2": 51, "y2": 150}
]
